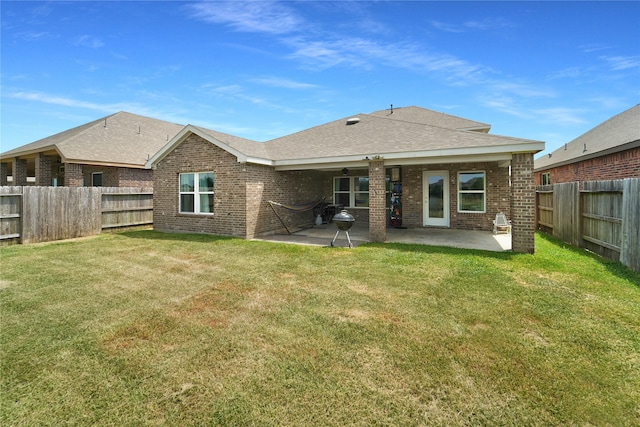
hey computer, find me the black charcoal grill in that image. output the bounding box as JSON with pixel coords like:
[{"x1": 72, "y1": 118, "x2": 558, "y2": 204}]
[{"x1": 331, "y1": 209, "x2": 355, "y2": 248}]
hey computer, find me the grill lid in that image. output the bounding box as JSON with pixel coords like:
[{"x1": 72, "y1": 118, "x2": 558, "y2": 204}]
[{"x1": 333, "y1": 209, "x2": 355, "y2": 223}]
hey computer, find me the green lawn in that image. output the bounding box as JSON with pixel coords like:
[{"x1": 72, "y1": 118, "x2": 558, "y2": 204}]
[{"x1": 1, "y1": 231, "x2": 639, "y2": 426}]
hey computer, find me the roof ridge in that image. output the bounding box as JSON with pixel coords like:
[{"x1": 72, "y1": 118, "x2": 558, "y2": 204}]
[
  {"x1": 369, "y1": 105, "x2": 491, "y2": 128},
  {"x1": 367, "y1": 111, "x2": 492, "y2": 134}
]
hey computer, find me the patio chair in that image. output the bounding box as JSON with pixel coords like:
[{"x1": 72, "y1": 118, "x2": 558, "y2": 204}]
[{"x1": 492, "y1": 213, "x2": 511, "y2": 235}]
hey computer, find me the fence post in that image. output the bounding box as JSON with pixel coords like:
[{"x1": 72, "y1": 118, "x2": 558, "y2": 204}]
[{"x1": 620, "y1": 178, "x2": 640, "y2": 272}]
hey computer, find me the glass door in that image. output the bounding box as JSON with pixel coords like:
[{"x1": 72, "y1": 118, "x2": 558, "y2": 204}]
[{"x1": 423, "y1": 171, "x2": 449, "y2": 227}]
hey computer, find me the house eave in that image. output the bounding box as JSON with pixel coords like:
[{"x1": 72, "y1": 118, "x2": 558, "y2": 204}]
[
  {"x1": 0, "y1": 145, "x2": 60, "y2": 161},
  {"x1": 63, "y1": 158, "x2": 147, "y2": 169},
  {"x1": 273, "y1": 142, "x2": 544, "y2": 171},
  {"x1": 533, "y1": 139, "x2": 640, "y2": 172}
]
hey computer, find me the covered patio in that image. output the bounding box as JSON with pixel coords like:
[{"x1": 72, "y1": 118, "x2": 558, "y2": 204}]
[{"x1": 255, "y1": 222, "x2": 512, "y2": 252}]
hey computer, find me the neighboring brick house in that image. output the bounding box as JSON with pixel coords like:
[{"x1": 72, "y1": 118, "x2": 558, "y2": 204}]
[
  {"x1": 534, "y1": 104, "x2": 640, "y2": 185},
  {"x1": 148, "y1": 106, "x2": 544, "y2": 253},
  {"x1": 0, "y1": 112, "x2": 183, "y2": 188}
]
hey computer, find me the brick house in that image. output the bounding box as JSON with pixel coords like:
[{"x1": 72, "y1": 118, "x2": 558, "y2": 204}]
[
  {"x1": 148, "y1": 106, "x2": 544, "y2": 253},
  {"x1": 0, "y1": 112, "x2": 183, "y2": 187},
  {"x1": 534, "y1": 104, "x2": 640, "y2": 185}
]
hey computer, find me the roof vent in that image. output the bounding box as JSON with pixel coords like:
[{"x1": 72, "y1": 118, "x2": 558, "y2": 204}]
[{"x1": 346, "y1": 117, "x2": 360, "y2": 125}]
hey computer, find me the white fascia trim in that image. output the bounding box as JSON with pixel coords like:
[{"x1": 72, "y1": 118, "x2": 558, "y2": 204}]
[
  {"x1": 273, "y1": 142, "x2": 544, "y2": 170},
  {"x1": 274, "y1": 154, "x2": 372, "y2": 171},
  {"x1": 394, "y1": 153, "x2": 513, "y2": 166},
  {"x1": 244, "y1": 156, "x2": 273, "y2": 166}
]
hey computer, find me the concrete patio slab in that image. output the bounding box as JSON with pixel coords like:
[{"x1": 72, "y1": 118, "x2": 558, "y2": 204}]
[{"x1": 254, "y1": 222, "x2": 512, "y2": 252}]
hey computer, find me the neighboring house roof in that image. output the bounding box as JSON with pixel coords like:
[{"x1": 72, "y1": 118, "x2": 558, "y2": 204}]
[
  {"x1": 148, "y1": 107, "x2": 543, "y2": 171},
  {"x1": 368, "y1": 105, "x2": 491, "y2": 132},
  {"x1": 534, "y1": 104, "x2": 640, "y2": 172},
  {"x1": 1, "y1": 111, "x2": 184, "y2": 168}
]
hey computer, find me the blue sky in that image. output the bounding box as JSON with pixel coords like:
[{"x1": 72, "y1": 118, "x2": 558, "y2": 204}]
[{"x1": 1, "y1": 1, "x2": 639, "y2": 157}]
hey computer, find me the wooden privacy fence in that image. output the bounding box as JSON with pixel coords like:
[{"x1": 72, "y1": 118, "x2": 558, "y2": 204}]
[
  {"x1": 536, "y1": 178, "x2": 639, "y2": 273},
  {"x1": 0, "y1": 186, "x2": 153, "y2": 245}
]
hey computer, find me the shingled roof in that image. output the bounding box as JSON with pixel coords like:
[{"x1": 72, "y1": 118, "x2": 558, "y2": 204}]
[
  {"x1": 368, "y1": 105, "x2": 491, "y2": 132},
  {"x1": 260, "y1": 110, "x2": 541, "y2": 169},
  {"x1": 534, "y1": 104, "x2": 640, "y2": 171},
  {"x1": 1, "y1": 112, "x2": 185, "y2": 168}
]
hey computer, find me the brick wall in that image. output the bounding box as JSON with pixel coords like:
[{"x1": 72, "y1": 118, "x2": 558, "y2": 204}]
[
  {"x1": 118, "y1": 168, "x2": 154, "y2": 188},
  {"x1": 246, "y1": 166, "x2": 325, "y2": 238},
  {"x1": 402, "y1": 162, "x2": 511, "y2": 231},
  {"x1": 153, "y1": 134, "x2": 326, "y2": 239},
  {"x1": 511, "y1": 153, "x2": 535, "y2": 253},
  {"x1": 534, "y1": 147, "x2": 640, "y2": 184},
  {"x1": 64, "y1": 163, "x2": 83, "y2": 187},
  {"x1": 80, "y1": 166, "x2": 152, "y2": 187},
  {"x1": 83, "y1": 166, "x2": 118, "y2": 187},
  {"x1": 153, "y1": 134, "x2": 248, "y2": 237}
]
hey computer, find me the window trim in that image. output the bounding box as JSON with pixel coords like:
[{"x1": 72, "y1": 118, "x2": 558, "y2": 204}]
[
  {"x1": 333, "y1": 175, "x2": 378, "y2": 208},
  {"x1": 179, "y1": 172, "x2": 215, "y2": 215},
  {"x1": 457, "y1": 171, "x2": 486, "y2": 213},
  {"x1": 541, "y1": 172, "x2": 551, "y2": 185},
  {"x1": 333, "y1": 175, "x2": 392, "y2": 208},
  {"x1": 91, "y1": 172, "x2": 103, "y2": 187}
]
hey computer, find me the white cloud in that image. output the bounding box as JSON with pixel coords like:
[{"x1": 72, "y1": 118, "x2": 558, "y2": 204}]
[
  {"x1": 547, "y1": 66, "x2": 591, "y2": 80},
  {"x1": 480, "y1": 97, "x2": 531, "y2": 119},
  {"x1": 188, "y1": 1, "x2": 303, "y2": 35},
  {"x1": 429, "y1": 20, "x2": 464, "y2": 33},
  {"x1": 580, "y1": 43, "x2": 611, "y2": 53},
  {"x1": 200, "y1": 83, "x2": 296, "y2": 113},
  {"x1": 15, "y1": 31, "x2": 53, "y2": 41},
  {"x1": 490, "y1": 82, "x2": 555, "y2": 99},
  {"x1": 7, "y1": 91, "x2": 150, "y2": 115},
  {"x1": 250, "y1": 77, "x2": 319, "y2": 89},
  {"x1": 533, "y1": 107, "x2": 587, "y2": 125},
  {"x1": 73, "y1": 35, "x2": 104, "y2": 49},
  {"x1": 600, "y1": 55, "x2": 640, "y2": 71},
  {"x1": 284, "y1": 35, "x2": 488, "y2": 83},
  {"x1": 430, "y1": 18, "x2": 513, "y2": 33}
]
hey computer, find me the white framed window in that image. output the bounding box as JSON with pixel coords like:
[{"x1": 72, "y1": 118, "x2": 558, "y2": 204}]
[
  {"x1": 541, "y1": 172, "x2": 551, "y2": 185},
  {"x1": 458, "y1": 171, "x2": 486, "y2": 213},
  {"x1": 333, "y1": 175, "x2": 392, "y2": 208},
  {"x1": 92, "y1": 172, "x2": 103, "y2": 187},
  {"x1": 334, "y1": 176, "x2": 351, "y2": 207},
  {"x1": 333, "y1": 176, "x2": 372, "y2": 208},
  {"x1": 179, "y1": 172, "x2": 214, "y2": 214}
]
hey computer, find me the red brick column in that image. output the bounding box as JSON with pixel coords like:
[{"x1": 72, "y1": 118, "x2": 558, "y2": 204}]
[
  {"x1": 35, "y1": 153, "x2": 52, "y2": 186},
  {"x1": 12, "y1": 158, "x2": 27, "y2": 186},
  {"x1": 368, "y1": 159, "x2": 386, "y2": 242},
  {"x1": 64, "y1": 163, "x2": 84, "y2": 187},
  {"x1": 511, "y1": 153, "x2": 535, "y2": 253}
]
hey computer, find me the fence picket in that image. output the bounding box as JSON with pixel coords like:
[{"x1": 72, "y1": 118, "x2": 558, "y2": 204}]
[
  {"x1": 0, "y1": 186, "x2": 153, "y2": 245},
  {"x1": 620, "y1": 178, "x2": 640, "y2": 272},
  {"x1": 536, "y1": 178, "x2": 639, "y2": 273}
]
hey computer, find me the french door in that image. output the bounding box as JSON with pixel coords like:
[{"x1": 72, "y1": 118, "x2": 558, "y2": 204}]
[{"x1": 423, "y1": 171, "x2": 449, "y2": 227}]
